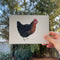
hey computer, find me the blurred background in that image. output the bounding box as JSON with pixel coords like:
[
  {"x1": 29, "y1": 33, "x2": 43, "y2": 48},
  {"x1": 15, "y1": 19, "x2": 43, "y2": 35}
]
[{"x1": 0, "y1": 0, "x2": 60, "y2": 60}]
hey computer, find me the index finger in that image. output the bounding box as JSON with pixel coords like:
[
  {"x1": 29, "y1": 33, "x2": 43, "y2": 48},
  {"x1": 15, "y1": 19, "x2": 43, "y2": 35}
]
[{"x1": 49, "y1": 31, "x2": 57, "y2": 36}]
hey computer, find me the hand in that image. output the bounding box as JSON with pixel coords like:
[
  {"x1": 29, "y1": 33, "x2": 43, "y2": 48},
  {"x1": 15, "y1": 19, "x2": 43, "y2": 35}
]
[{"x1": 42, "y1": 31, "x2": 60, "y2": 54}]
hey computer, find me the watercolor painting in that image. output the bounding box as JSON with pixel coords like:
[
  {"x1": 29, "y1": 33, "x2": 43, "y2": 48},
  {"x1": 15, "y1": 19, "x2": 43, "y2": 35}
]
[
  {"x1": 9, "y1": 15, "x2": 49, "y2": 44},
  {"x1": 17, "y1": 19, "x2": 38, "y2": 40}
]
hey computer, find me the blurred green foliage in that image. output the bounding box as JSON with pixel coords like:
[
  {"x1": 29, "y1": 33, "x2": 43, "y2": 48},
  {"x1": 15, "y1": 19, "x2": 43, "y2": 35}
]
[
  {"x1": 0, "y1": 52, "x2": 12, "y2": 60},
  {"x1": 15, "y1": 49, "x2": 32, "y2": 60}
]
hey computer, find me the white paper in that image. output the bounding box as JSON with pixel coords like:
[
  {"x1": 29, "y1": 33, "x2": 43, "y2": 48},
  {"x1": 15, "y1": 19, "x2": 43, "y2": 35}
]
[{"x1": 9, "y1": 15, "x2": 49, "y2": 44}]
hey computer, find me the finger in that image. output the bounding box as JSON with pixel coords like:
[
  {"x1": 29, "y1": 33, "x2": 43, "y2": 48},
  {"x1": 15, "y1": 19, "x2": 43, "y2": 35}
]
[
  {"x1": 47, "y1": 45, "x2": 51, "y2": 48},
  {"x1": 42, "y1": 44, "x2": 47, "y2": 45},
  {"x1": 49, "y1": 31, "x2": 57, "y2": 36},
  {"x1": 44, "y1": 35, "x2": 56, "y2": 44},
  {"x1": 46, "y1": 42, "x2": 54, "y2": 48},
  {"x1": 49, "y1": 31, "x2": 59, "y2": 39},
  {"x1": 46, "y1": 44, "x2": 54, "y2": 48},
  {"x1": 50, "y1": 36, "x2": 57, "y2": 39},
  {"x1": 47, "y1": 45, "x2": 52, "y2": 48}
]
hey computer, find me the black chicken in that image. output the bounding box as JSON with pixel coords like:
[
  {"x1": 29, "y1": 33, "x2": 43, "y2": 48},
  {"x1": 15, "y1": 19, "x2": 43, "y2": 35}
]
[{"x1": 17, "y1": 19, "x2": 38, "y2": 39}]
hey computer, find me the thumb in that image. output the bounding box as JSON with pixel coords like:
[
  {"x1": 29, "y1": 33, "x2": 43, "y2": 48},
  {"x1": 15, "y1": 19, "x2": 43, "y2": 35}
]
[{"x1": 44, "y1": 35, "x2": 56, "y2": 44}]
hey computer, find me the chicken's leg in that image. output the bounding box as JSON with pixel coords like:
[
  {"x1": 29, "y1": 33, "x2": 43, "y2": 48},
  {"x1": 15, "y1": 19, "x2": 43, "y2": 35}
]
[
  {"x1": 23, "y1": 37, "x2": 29, "y2": 40},
  {"x1": 23, "y1": 37, "x2": 26, "y2": 41}
]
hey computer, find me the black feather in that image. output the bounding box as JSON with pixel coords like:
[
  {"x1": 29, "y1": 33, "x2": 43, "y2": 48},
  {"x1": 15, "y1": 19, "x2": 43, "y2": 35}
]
[{"x1": 17, "y1": 21, "x2": 33, "y2": 37}]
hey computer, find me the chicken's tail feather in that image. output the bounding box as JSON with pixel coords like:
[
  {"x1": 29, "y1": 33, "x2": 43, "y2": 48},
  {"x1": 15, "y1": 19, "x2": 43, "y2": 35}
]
[{"x1": 17, "y1": 21, "x2": 22, "y2": 26}]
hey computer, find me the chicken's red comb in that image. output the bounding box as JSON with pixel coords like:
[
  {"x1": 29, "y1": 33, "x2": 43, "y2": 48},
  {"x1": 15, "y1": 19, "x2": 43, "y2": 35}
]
[{"x1": 34, "y1": 19, "x2": 37, "y2": 21}]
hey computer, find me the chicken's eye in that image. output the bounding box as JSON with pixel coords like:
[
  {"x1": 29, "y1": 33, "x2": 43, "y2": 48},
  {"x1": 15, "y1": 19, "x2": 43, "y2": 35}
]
[{"x1": 34, "y1": 21, "x2": 38, "y2": 24}]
